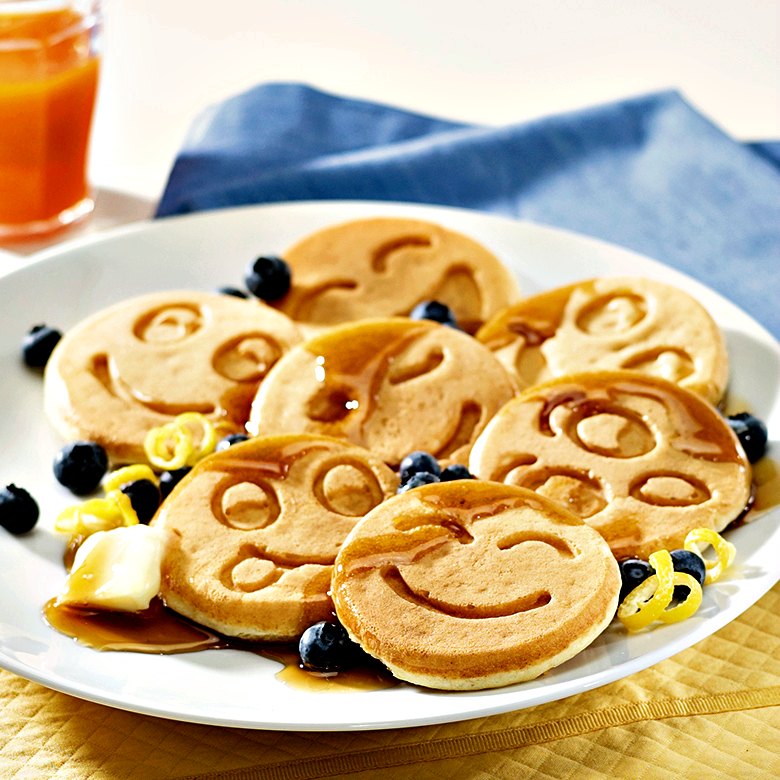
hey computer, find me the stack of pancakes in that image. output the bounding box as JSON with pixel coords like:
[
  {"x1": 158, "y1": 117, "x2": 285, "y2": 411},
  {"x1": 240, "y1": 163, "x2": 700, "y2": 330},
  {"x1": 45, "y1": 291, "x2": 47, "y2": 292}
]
[{"x1": 44, "y1": 217, "x2": 753, "y2": 691}]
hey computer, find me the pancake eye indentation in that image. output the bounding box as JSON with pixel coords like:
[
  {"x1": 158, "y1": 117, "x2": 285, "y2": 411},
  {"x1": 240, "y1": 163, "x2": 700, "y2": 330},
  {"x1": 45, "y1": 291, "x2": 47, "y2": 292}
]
[
  {"x1": 391, "y1": 514, "x2": 473, "y2": 544},
  {"x1": 621, "y1": 346, "x2": 695, "y2": 384},
  {"x1": 496, "y1": 531, "x2": 577, "y2": 557},
  {"x1": 387, "y1": 348, "x2": 444, "y2": 384},
  {"x1": 570, "y1": 406, "x2": 656, "y2": 459},
  {"x1": 215, "y1": 479, "x2": 281, "y2": 530},
  {"x1": 306, "y1": 385, "x2": 358, "y2": 423},
  {"x1": 630, "y1": 472, "x2": 711, "y2": 506},
  {"x1": 287, "y1": 280, "x2": 359, "y2": 322},
  {"x1": 133, "y1": 304, "x2": 203, "y2": 343},
  {"x1": 574, "y1": 292, "x2": 648, "y2": 335},
  {"x1": 371, "y1": 234, "x2": 433, "y2": 272},
  {"x1": 313, "y1": 459, "x2": 385, "y2": 517},
  {"x1": 212, "y1": 334, "x2": 282, "y2": 382}
]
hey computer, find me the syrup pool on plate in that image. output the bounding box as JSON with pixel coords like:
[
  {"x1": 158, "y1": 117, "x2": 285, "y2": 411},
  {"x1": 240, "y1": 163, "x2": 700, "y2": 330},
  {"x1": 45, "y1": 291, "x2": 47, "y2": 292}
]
[{"x1": 43, "y1": 596, "x2": 398, "y2": 692}]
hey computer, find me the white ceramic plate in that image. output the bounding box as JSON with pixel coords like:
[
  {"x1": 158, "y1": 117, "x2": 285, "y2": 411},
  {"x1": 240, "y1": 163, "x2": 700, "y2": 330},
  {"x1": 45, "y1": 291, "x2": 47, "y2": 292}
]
[{"x1": 0, "y1": 201, "x2": 778, "y2": 731}]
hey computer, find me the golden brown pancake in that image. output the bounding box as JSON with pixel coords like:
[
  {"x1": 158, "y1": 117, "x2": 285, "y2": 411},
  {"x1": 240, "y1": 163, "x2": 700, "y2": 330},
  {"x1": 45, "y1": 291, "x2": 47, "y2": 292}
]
[
  {"x1": 248, "y1": 317, "x2": 517, "y2": 468},
  {"x1": 469, "y1": 371, "x2": 752, "y2": 560},
  {"x1": 272, "y1": 217, "x2": 522, "y2": 334},
  {"x1": 476, "y1": 277, "x2": 729, "y2": 404},
  {"x1": 44, "y1": 290, "x2": 301, "y2": 463},
  {"x1": 332, "y1": 480, "x2": 620, "y2": 690},
  {"x1": 153, "y1": 434, "x2": 398, "y2": 641}
]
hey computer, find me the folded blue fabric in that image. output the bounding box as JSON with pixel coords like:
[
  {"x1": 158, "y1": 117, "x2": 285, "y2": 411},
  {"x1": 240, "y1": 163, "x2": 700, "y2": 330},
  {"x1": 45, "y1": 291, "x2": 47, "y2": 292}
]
[{"x1": 157, "y1": 83, "x2": 779, "y2": 337}]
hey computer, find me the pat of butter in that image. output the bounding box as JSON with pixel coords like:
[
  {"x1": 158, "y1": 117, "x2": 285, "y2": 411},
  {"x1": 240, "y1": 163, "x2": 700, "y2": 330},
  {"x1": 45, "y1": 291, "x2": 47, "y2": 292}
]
[{"x1": 57, "y1": 525, "x2": 164, "y2": 612}]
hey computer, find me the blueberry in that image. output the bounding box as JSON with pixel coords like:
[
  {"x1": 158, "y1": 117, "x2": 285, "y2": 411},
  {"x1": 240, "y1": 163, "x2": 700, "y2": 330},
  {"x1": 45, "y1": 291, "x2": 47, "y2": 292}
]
[
  {"x1": 244, "y1": 256, "x2": 291, "y2": 301},
  {"x1": 618, "y1": 558, "x2": 654, "y2": 602},
  {"x1": 727, "y1": 412, "x2": 768, "y2": 463},
  {"x1": 53, "y1": 441, "x2": 108, "y2": 495},
  {"x1": 159, "y1": 467, "x2": 191, "y2": 499},
  {"x1": 440, "y1": 464, "x2": 474, "y2": 481},
  {"x1": 409, "y1": 300, "x2": 458, "y2": 328},
  {"x1": 399, "y1": 451, "x2": 441, "y2": 484},
  {"x1": 670, "y1": 549, "x2": 706, "y2": 602},
  {"x1": 298, "y1": 620, "x2": 357, "y2": 672},
  {"x1": 216, "y1": 286, "x2": 249, "y2": 299},
  {"x1": 22, "y1": 324, "x2": 61, "y2": 368},
  {"x1": 0, "y1": 484, "x2": 39, "y2": 535},
  {"x1": 215, "y1": 433, "x2": 250, "y2": 452},
  {"x1": 120, "y1": 479, "x2": 161, "y2": 524},
  {"x1": 397, "y1": 472, "x2": 440, "y2": 493}
]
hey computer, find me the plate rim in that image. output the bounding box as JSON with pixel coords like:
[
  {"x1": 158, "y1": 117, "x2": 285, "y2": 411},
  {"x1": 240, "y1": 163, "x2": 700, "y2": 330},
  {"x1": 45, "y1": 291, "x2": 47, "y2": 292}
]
[{"x1": 0, "y1": 198, "x2": 777, "y2": 731}]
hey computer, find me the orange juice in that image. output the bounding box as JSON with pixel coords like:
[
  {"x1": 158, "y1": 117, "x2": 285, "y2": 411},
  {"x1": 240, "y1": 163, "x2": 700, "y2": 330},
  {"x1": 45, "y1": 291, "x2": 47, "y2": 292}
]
[{"x1": 0, "y1": 1, "x2": 100, "y2": 238}]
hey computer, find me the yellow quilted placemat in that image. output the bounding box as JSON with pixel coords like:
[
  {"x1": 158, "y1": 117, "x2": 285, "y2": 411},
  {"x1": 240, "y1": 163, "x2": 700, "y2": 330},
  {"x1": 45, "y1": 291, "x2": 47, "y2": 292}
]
[{"x1": 1, "y1": 583, "x2": 778, "y2": 779}]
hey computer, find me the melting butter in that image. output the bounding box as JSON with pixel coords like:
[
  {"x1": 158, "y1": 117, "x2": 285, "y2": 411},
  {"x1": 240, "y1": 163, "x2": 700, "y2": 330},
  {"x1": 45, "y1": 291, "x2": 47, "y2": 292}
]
[{"x1": 57, "y1": 525, "x2": 164, "y2": 612}]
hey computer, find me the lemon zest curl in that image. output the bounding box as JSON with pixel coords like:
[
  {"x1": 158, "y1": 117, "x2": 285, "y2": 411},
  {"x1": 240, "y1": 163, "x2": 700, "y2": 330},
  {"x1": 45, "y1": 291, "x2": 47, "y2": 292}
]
[
  {"x1": 143, "y1": 412, "x2": 217, "y2": 470},
  {"x1": 55, "y1": 491, "x2": 140, "y2": 537},
  {"x1": 684, "y1": 527, "x2": 736, "y2": 585},
  {"x1": 103, "y1": 464, "x2": 158, "y2": 493},
  {"x1": 618, "y1": 549, "x2": 703, "y2": 632}
]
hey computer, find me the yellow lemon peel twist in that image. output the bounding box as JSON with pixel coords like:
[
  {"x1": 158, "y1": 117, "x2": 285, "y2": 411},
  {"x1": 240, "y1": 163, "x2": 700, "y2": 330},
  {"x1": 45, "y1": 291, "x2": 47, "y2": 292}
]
[
  {"x1": 143, "y1": 412, "x2": 217, "y2": 470},
  {"x1": 684, "y1": 527, "x2": 736, "y2": 585},
  {"x1": 103, "y1": 464, "x2": 158, "y2": 493},
  {"x1": 106, "y1": 489, "x2": 140, "y2": 527},
  {"x1": 618, "y1": 549, "x2": 703, "y2": 631},
  {"x1": 55, "y1": 491, "x2": 140, "y2": 538}
]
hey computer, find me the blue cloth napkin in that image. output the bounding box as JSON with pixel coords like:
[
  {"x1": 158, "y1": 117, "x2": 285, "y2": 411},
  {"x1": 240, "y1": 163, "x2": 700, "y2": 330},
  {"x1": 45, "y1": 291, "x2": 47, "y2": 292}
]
[{"x1": 157, "y1": 84, "x2": 780, "y2": 338}]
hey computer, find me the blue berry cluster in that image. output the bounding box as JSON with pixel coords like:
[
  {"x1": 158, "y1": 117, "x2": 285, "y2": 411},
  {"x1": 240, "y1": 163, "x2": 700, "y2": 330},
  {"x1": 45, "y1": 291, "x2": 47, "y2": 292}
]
[{"x1": 397, "y1": 450, "x2": 474, "y2": 494}]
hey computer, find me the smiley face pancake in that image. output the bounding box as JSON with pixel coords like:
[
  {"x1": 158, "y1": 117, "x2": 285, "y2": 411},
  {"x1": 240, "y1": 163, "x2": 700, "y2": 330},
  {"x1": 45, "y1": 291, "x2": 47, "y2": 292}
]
[
  {"x1": 476, "y1": 277, "x2": 729, "y2": 404},
  {"x1": 153, "y1": 434, "x2": 398, "y2": 641},
  {"x1": 248, "y1": 318, "x2": 517, "y2": 468},
  {"x1": 469, "y1": 371, "x2": 752, "y2": 560},
  {"x1": 44, "y1": 291, "x2": 301, "y2": 463},
  {"x1": 332, "y1": 480, "x2": 620, "y2": 690},
  {"x1": 272, "y1": 217, "x2": 522, "y2": 334}
]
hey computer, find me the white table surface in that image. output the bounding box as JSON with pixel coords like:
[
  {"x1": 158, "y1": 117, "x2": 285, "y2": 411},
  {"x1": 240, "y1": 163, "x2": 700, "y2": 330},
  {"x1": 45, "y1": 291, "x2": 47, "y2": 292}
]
[{"x1": 1, "y1": 0, "x2": 778, "y2": 258}]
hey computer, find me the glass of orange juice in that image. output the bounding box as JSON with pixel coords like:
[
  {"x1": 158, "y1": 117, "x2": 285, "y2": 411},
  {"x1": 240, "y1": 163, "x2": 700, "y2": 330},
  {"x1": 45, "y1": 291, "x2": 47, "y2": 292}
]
[{"x1": 0, "y1": 0, "x2": 101, "y2": 240}]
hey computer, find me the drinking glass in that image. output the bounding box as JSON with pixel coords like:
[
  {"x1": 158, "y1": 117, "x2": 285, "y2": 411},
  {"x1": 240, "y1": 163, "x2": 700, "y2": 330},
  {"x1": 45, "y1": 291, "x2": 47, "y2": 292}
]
[{"x1": 0, "y1": 0, "x2": 101, "y2": 240}]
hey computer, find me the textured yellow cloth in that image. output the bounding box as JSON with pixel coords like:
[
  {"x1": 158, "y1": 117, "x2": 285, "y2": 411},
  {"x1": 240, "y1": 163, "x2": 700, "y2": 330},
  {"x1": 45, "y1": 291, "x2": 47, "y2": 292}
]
[{"x1": 1, "y1": 583, "x2": 778, "y2": 779}]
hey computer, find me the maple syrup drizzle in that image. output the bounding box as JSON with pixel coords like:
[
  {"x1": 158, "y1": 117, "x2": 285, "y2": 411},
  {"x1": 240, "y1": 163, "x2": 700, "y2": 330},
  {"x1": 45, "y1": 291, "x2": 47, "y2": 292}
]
[
  {"x1": 303, "y1": 319, "x2": 429, "y2": 446},
  {"x1": 43, "y1": 596, "x2": 398, "y2": 692},
  {"x1": 44, "y1": 597, "x2": 226, "y2": 653},
  {"x1": 479, "y1": 283, "x2": 579, "y2": 350},
  {"x1": 266, "y1": 647, "x2": 397, "y2": 692}
]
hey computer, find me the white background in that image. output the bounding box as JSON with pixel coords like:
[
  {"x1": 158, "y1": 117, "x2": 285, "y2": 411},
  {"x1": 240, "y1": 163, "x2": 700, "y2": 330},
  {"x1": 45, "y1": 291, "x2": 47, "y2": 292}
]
[
  {"x1": 91, "y1": 0, "x2": 780, "y2": 201},
  {"x1": 0, "y1": 0, "x2": 778, "y2": 259}
]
